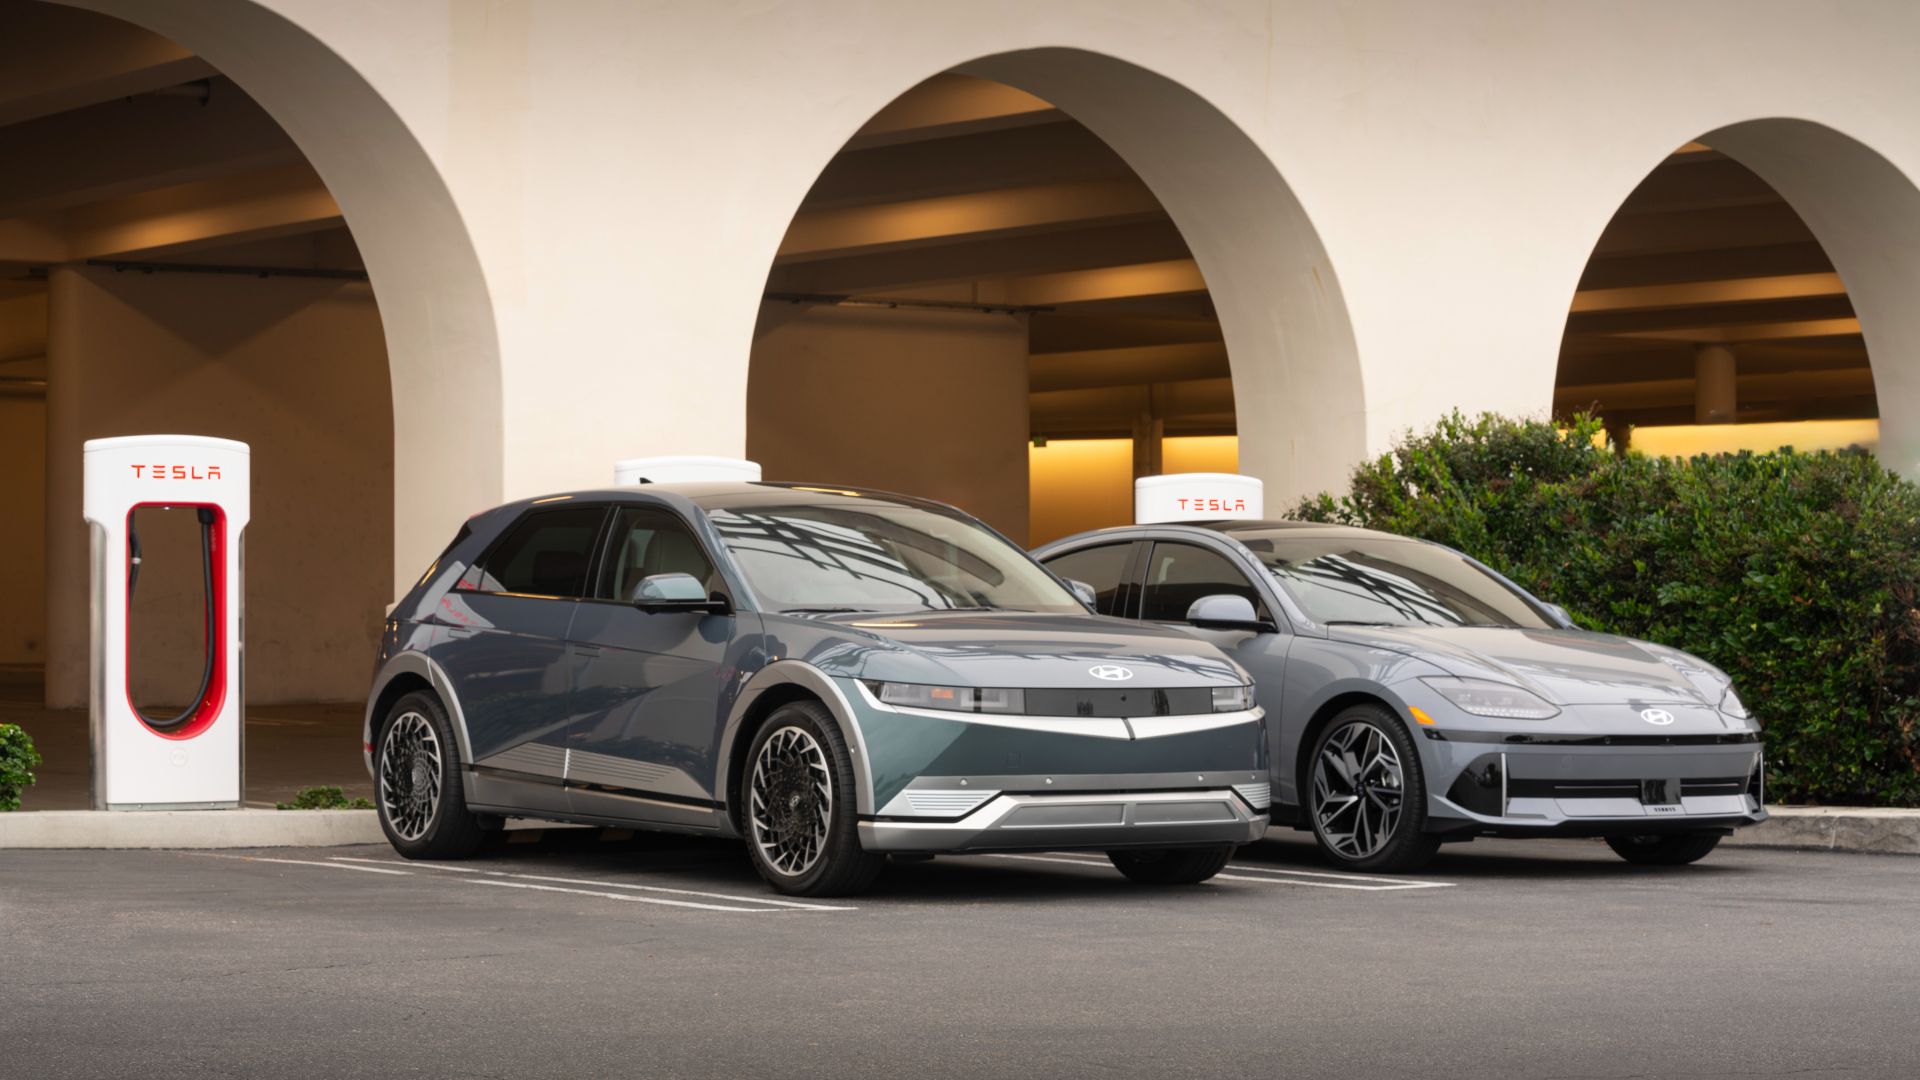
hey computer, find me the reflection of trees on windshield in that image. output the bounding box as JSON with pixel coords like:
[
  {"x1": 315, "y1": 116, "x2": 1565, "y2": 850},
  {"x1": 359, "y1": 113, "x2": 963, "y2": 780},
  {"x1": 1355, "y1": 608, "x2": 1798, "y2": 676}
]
[
  {"x1": 1241, "y1": 537, "x2": 1543, "y2": 628},
  {"x1": 708, "y1": 506, "x2": 1076, "y2": 614}
]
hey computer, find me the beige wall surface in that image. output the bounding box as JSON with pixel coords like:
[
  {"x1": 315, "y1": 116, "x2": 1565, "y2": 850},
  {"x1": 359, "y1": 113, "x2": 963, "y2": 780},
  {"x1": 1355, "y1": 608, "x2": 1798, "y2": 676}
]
[
  {"x1": 0, "y1": 395, "x2": 47, "y2": 664},
  {"x1": 42, "y1": 266, "x2": 391, "y2": 706},
  {"x1": 748, "y1": 301, "x2": 1031, "y2": 542},
  {"x1": 55, "y1": 0, "x2": 1920, "y2": 592}
]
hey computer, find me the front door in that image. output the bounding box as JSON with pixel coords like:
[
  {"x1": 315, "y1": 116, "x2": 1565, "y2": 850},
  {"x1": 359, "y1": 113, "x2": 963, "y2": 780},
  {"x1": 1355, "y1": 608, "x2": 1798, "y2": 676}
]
[{"x1": 564, "y1": 504, "x2": 755, "y2": 829}]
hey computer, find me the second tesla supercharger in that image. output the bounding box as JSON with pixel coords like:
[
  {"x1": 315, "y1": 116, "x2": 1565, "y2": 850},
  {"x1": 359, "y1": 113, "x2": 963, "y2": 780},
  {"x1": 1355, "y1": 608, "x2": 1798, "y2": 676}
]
[
  {"x1": 84, "y1": 435, "x2": 249, "y2": 810},
  {"x1": 1134, "y1": 472, "x2": 1264, "y2": 524}
]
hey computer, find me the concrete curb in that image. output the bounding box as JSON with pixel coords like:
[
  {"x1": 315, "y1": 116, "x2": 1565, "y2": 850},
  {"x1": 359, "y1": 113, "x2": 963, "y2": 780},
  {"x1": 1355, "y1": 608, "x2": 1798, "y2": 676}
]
[
  {"x1": 1723, "y1": 806, "x2": 1920, "y2": 856},
  {"x1": 0, "y1": 809, "x2": 384, "y2": 849}
]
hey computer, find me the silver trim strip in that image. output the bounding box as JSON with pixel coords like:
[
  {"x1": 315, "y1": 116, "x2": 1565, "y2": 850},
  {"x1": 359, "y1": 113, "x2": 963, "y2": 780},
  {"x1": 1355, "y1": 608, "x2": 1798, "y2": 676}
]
[
  {"x1": 363, "y1": 648, "x2": 478, "y2": 772},
  {"x1": 716, "y1": 660, "x2": 877, "y2": 821},
  {"x1": 1129, "y1": 708, "x2": 1263, "y2": 739},
  {"x1": 853, "y1": 681, "x2": 1260, "y2": 742}
]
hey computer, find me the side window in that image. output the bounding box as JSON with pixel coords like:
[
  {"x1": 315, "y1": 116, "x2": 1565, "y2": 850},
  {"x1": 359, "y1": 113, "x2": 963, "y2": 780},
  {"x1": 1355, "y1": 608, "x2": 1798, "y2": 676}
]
[
  {"x1": 1043, "y1": 543, "x2": 1134, "y2": 616},
  {"x1": 470, "y1": 506, "x2": 606, "y2": 598},
  {"x1": 597, "y1": 506, "x2": 720, "y2": 602},
  {"x1": 1141, "y1": 542, "x2": 1263, "y2": 623}
]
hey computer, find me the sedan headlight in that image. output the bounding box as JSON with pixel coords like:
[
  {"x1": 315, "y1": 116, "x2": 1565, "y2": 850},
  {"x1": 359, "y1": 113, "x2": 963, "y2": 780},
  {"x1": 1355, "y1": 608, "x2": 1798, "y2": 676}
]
[
  {"x1": 1719, "y1": 685, "x2": 1751, "y2": 722},
  {"x1": 1421, "y1": 677, "x2": 1560, "y2": 720},
  {"x1": 1211, "y1": 684, "x2": 1256, "y2": 713},
  {"x1": 868, "y1": 682, "x2": 1025, "y2": 714}
]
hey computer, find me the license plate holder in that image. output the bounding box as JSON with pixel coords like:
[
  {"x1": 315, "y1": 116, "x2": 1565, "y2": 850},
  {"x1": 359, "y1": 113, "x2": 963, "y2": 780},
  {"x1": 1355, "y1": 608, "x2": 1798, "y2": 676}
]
[{"x1": 1641, "y1": 778, "x2": 1683, "y2": 808}]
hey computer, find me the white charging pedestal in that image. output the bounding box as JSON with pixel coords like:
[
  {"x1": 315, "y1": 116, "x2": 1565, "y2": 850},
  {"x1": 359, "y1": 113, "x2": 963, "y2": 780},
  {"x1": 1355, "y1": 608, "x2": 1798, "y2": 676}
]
[
  {"x1": 1134, "y1": 472, "x2": 1265, "y2": 524},
  {"x1": 84, "y1": 435, "x2": 249, "y2": 810},
  {"x1": 613, "y1": 456, "x2": 762, "y2": 485}
]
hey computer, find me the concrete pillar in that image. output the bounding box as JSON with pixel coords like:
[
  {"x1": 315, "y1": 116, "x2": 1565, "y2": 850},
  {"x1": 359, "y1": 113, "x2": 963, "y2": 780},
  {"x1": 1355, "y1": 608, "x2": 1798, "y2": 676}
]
[
  {"x1": 1131, "y1": 404, "x2": 1164, "y2": 479},
  {"x1": 1695, "y1": 345, "x2": 1738, "y2": 424}
]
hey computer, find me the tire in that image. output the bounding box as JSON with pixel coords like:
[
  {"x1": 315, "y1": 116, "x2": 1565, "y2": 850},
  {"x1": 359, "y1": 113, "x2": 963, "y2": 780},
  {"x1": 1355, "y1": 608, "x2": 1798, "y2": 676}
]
[
  {"x1": 375, "y1": 691, "x2": 486, "y2": 860},
  {"x1": 1605, "y1": 831, "x2": 1722, "y2": 866},
  {"x1": 1305, "y1": 704, "x2": 1441, "y2": 873},
  {"x1": 741, "y1": 701, "x2": 884, "y2": 897},
  {"x1": 1107, "y1": 845, "x2": 1236, "y2": 884}
]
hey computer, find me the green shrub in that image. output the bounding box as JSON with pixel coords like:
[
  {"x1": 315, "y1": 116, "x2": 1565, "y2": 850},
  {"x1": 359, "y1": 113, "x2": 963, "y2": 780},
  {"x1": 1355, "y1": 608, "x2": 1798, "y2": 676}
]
[
  {"x1": 275, "y1": 785, "x2": 373, "y2": 811},
  {"x1": 1295, "y1": 410, "x2": 1920, "y2": 806},
  {"x1": 0, "y1": 723, "x2": 42, "y2": 811}
]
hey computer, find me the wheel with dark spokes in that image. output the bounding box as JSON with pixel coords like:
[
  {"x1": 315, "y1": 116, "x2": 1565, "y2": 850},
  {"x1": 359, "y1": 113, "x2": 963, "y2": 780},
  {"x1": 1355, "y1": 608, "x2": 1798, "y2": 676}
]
[
  {"x1": 742, "y1": 700, "x2": 883, "y2": 896},
  {"x1": 1107, "y1": 845, "x2": 1236, "y2": 884},
  {"x1": 376, "y1": 691, "x2": 484, "y2": 859},
  {"x1": 1307, "y1": 704, "x2": 1439, "y2": 873},
  {"x1": 1606, "y1": 831, "x2": 1722, "y2": 866}
]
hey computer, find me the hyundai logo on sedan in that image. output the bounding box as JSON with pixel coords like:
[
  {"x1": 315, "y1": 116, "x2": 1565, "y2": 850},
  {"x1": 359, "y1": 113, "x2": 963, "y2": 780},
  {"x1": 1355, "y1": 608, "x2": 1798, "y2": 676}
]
[
  {"x1": 1090, "y1": 665, "x2": 1134, "y2": 681},
  {"x1": 1640, "y1": 708, "x2": 1677, "y2": 726}
]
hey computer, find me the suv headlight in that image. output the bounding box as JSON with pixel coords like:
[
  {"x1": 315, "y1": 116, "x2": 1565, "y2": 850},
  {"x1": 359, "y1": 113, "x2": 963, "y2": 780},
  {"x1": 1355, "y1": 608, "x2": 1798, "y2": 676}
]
[
  {"x1": 1421, "y1": 677, "x2": 1560, "y2": 720},
  {"x1": 868, "y1": 682, "x2": 1025, "y2": 715},
  {"x1": 1719, "y1": 685, "x2": 1751, "y2": 722},
  {"x1": 1211, "y1": 684, "x2": 1256, "y2": 713}
]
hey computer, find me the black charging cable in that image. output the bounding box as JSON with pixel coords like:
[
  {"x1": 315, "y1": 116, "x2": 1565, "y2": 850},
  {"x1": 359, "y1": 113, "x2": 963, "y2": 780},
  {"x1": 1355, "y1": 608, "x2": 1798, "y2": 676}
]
[{"x1": 127, "y1": 507, "x2": 218, "y2": 732}]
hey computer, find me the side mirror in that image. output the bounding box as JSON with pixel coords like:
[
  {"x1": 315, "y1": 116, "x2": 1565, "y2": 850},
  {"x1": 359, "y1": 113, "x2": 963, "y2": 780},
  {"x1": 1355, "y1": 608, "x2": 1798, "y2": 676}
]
[
  {"x1": 1066, "y1": 578, "x2": 1098, "y2": 610},
  {"x1": 1186, "y1": 593, "x2": 1268, "y2": 631},
  {"x1": 632, "y1": 572, "x2": 729, "y2": 614}
]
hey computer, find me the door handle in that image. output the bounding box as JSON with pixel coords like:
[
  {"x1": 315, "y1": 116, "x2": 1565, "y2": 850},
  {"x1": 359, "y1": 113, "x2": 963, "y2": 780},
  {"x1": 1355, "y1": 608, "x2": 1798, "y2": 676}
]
[
  {"x1": 573, "y1": 644, "x2": 602, "y2": 657},
  {"x1": 444, "y1": 626, "x2": 477, "y2": 639}
]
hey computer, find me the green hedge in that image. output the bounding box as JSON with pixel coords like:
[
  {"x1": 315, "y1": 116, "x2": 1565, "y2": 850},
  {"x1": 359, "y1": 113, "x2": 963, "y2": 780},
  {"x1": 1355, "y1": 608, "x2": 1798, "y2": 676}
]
[
  {"x1": 1294, "y1": 411, "x2": 1920, "y2": 806},
  {"x1": 0, "y1": 723, "x2": 41, "y2": 811}
]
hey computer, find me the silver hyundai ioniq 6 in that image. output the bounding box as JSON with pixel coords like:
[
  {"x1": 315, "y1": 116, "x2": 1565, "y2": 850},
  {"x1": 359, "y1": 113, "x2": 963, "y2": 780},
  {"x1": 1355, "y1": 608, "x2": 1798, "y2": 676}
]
[{"x1": 1035, "y1": 520, "x2": 1766, "y2": 872}]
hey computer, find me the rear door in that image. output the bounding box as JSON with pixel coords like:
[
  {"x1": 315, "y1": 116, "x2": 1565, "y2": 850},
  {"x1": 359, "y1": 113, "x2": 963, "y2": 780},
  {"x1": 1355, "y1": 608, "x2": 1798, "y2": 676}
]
[
  {"x1": 563, "y1": 503, "x2": 753, "y2": 828},
  {"x1": 434, "y1": 503, "x2": 608, "y2": 801}
]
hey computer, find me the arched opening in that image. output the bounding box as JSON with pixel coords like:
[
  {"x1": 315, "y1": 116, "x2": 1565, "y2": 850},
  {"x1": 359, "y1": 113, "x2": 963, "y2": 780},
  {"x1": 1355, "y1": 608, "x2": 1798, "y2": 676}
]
[
  {"x1": 1556, "y1": 121, "x2": 1920, "y2": 466},
  {"x1": 746, "y1": 49, "x2": 1360, "y2": 546},
  {"x1": 0, "y1": 0, "x2": 496, "y2": 736}
]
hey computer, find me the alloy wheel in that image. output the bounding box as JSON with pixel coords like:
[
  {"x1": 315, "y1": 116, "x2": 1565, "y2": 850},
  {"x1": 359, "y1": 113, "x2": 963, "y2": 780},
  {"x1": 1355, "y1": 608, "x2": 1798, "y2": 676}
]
[
  {"x1": 749, "y1": 725, "x2": 832, "y2": 877},
  {"x1": 379, "y1": 711, "x2": 442, "y2": 841},
  {"x1": 1312, "y1": 720, "x2": 1405, "y2": 859}
]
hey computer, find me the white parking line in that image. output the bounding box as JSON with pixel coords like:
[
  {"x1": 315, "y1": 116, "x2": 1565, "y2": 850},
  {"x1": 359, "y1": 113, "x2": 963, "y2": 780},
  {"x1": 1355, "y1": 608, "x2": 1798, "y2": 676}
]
[
  {"x1": 456, "y1": 877, "x2": 786, "y2": 913},
  {"x1": 181, "y1": 853, "x2": 411, "y2": 876},
  {"x1": 328, "y1": 856, "x2": 856, "y2": 912},
  {"x1": 981, "y1": 852, "x2": 1455, "y2": 891}
]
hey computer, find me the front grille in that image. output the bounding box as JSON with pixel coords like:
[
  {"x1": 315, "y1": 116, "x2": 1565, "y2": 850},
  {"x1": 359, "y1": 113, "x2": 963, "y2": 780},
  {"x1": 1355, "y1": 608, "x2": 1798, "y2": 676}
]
[
  {"x1": 1508, "y1": 776, "x2": 1749, "y2": 800},
  {"x1": 1022, "y1": 687, "x2": 1213, "y2": 718}
]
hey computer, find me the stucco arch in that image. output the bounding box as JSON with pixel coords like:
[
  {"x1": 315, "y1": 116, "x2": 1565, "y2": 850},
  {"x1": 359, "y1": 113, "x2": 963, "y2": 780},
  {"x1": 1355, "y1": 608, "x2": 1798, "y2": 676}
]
[
  {"x1": 61, "y1": 0, "x2": 503, "y2": 595},
  {"x1": 752, "y1": 46, "x2": 1364, "y2": 506},
  {"x1": 1699, "y1": 119, "x2": 1920, "y2": 475}
]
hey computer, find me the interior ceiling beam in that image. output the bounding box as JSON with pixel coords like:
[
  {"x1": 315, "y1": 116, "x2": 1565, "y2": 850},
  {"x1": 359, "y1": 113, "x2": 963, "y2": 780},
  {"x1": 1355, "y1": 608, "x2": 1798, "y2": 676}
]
[
  {"x1": 0, "y1": 78, "x2": 302, "y2": 220},
  {"x1": 1614, "y1": 158, "x2": 1783, "y2": 217},
  {"x1": 0, "y1": 1, "x2": 214, "y2": 127},
  {"x1": 843, "y1": 73, "x2": 1061, "y2": 150},
  {"x1": 1030, "y1": 341, "x2": 1229, "y2": 393},
  {"x1": 1568, "y1": 294, "x2": 1853, "y2": 336},
  {"x1": 1030, "y1": 312, "x2": 1224, "y2": 353},
  {"x1": 982, "y1": 259, "x2": 1206, "y2": 308},
  {"x1": 775, "y1": 177, "x2": 1164, "y2": 262},
  {"x1": 1030, "y1": 377, "x2": 1236, "y2": 431},
  {"x1": 1570, "y1": 272, "x2": 1845, "y2": 314},
  {"x1": 1578, "y1": 241, "x2": 1833, "y2": 290},
  {"x1": 801, "y1": 121, "x2": 1132, "y2": 210},
  {"x1": 1590, "y1": 202, "x2": 1817, "y2": 257},
  {"x1": 1600, "y1": 317, "x2": 1862, "y2": 345},
  {"x1": 1555, "y1": 368, "x2": 1876, "y2": 411},
  {"x1": 765, "y1": 218, "x2": 1190, "y2": 295},
  {"x1": 1556, "y1": 347, "x2": 1870, "y2": 387},
  {"x1": 59, "y1": 163, "x2": 342, "y2": 261}
]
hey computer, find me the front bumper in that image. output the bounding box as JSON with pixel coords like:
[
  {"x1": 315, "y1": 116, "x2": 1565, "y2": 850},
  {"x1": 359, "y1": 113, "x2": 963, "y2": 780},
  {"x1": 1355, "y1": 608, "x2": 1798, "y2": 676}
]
[
  {"x1": 860, "y1": 787, "x2": 1270, "y2": 853},
  {"x1": 1422, "y1": 731, "x2": 1767, "y2": 836}
]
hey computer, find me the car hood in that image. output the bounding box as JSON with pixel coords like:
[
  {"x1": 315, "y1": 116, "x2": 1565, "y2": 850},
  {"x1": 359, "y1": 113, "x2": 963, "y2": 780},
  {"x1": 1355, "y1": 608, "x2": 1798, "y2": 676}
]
[
  {"x1": 1327, "y1": 625, "x2": 1727, "y2": 706},
  {"x1": 789, "y1": 610, "x2": 1246, "y2": 689}
]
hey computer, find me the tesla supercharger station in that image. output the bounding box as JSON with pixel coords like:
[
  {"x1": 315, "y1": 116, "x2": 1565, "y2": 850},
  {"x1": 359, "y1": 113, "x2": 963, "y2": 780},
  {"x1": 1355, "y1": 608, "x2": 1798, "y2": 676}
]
[
  {"x1": 84, "y1": 435, "x2": 249, "y2": 810},
  {"x1": 1134, "y1": 472, "x2": 1264, "y2": 524},
  {"x1": 614, "y1": 456, "x2": 761, "y2": 485}
]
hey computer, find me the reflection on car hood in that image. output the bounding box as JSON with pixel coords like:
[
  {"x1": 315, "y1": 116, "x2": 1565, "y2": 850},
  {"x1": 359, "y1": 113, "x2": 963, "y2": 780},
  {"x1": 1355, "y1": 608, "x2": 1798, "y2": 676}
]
[
  {"x1": 795, "y1": 610, "x2": 1245, "y2": 689},
  {"x1": 1327, "y1": 625, "x2": 1722, "y2": 706}
]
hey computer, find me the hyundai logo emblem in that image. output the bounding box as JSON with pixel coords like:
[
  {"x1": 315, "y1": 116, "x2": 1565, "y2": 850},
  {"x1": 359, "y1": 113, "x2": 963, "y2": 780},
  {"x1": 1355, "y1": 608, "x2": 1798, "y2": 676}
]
[
  {"x1": 1089, "y1": 665, "x2": 1134, "y2": 682},
  {"x1": 1640, "y1": 707, "x2": 1676, "y2": 726}
]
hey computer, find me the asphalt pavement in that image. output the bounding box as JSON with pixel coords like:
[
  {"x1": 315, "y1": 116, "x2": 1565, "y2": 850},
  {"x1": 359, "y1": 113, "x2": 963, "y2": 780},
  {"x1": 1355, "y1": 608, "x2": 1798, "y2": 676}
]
[{"x1": 3, "y1": 831, "x2": 1915, "y2": 1079}]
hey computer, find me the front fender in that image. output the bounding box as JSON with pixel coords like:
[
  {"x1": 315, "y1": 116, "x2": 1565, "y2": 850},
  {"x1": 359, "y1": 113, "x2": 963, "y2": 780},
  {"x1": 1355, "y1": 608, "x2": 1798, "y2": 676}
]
[{"x1": 714, "y1": 660, "x2": 877, "y2": 828}]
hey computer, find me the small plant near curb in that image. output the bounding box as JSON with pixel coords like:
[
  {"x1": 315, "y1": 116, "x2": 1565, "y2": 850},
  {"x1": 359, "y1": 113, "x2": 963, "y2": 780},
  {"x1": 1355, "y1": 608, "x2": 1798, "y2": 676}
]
[
  {"x1": 0, "y1": 723, "x2": 42, "y2": 811},
  {"x1": 275, "y1": 785, "x2": 373, "y2": 811}
]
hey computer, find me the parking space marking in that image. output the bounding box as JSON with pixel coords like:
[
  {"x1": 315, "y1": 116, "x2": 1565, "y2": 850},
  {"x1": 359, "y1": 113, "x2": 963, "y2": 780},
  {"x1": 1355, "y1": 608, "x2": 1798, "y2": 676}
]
[
  {"x1": 981, "y1": 852, "x2": 1455, "y2": 891},
  {"x1": 457, "y1": 877, "x2": 792, "y2": 912},
  {"x1": 328, "y1": 856, "x2": 856, "y2": 912},
  {"x1": 182, "y1": 853, "x2": 412, "y2": 876}
]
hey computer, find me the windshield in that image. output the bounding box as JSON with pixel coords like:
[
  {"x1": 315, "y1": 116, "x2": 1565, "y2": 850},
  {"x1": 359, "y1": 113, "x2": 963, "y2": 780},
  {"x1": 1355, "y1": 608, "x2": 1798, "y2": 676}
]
[
  {"x1": 706, "y1": 502, "x2": 1084, "y2": 615},
  {"x1": 1234, "y1": 533, "x2": 1550, "y2": 629}
]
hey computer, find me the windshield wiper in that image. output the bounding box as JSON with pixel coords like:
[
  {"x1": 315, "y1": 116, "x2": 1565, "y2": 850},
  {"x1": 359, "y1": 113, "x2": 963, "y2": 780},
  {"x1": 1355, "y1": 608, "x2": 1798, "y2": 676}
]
[
  {"x1": 779, "y1": 606, "x2": 876, "y2": 615},
  {"x1": 1325, "y1": 620, "x2": 1413, "y2": 627}
]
